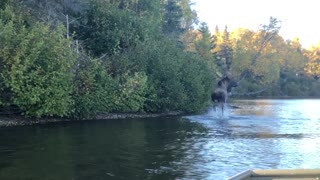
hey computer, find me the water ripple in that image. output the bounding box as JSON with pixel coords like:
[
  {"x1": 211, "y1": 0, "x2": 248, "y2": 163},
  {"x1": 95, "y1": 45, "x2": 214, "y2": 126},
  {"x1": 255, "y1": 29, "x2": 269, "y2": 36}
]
[{"x1": 1, "y1": 99, "x2": 320, "y2": 180}]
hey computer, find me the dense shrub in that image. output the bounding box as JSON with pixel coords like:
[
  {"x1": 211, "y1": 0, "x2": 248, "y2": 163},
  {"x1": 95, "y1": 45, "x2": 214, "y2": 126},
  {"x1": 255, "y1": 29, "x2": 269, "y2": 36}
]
[
  {"x1": 0, "y1": 7, "x2": 75, "y2": 117},
  {"x1": 72, "y1": 55, "x2": 116, "y2": 119},
  {"x1": 112, "y1": 39, "x2": 215, "y2": 113}
]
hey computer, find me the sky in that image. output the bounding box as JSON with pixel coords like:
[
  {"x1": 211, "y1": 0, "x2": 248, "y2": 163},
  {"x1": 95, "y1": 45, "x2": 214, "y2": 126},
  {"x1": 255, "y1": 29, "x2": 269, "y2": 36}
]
[{"x1": 191, "y1": 0, "x2": 320, "y2": 48}]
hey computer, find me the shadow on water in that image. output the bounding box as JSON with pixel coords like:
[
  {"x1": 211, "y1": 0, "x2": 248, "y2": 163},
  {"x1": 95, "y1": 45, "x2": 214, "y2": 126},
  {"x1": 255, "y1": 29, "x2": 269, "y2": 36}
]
[
  {"x1": 0, "y1": 99, "x2": 320, "y2": 179},
  {"x1": 0, "y1": 117, "x2": 213, "y2": 180}
]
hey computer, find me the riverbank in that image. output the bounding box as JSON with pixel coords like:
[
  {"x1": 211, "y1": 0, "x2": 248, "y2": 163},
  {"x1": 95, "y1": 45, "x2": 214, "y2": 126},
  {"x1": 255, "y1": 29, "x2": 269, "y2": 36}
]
[{"x1": 0, "y1": 111, "x2": 184, "y2": 127}]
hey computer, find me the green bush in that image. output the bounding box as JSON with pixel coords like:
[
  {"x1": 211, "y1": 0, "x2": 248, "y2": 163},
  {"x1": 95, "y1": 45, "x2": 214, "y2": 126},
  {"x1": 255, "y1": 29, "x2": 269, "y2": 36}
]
[
  {"x1": 78, "y1": 1, "x2": 148, "y2": 57},
  {"x1": 72, "y1": 55, "x2": 116, "y2": 119},
  {"x1": 112, "y1": 72, "x2": 148, "y2": 112},
  {"x1": 0, "y1": 1, "x2": 217, "y2": 118},
  {"x1": 116, "y1": 39, "x2": 215, "y2": 113},
  {"x1": 0, "y1": 7, "x2": 75, "y2": 117},
  {"x1": 180, "y1": 53, "x2": 215, "y2": 112}
]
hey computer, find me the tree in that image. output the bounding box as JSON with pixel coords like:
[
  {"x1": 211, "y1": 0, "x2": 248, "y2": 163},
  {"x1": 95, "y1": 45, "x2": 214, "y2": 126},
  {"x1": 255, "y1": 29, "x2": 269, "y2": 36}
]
[
  {"x1": 238, "y1": 17, "x2": 281, "y2": 80},
  {"x1": 231, "y1": 17, "x2": 282, "y2": 95},
  {"x1": 77, "y1": 1, "x2": 149, "y2": 57},
  {"x1": 178, "y1": 0, "x2": 198, "y2": 30},
  {"x1": 305, "y1": 44, "x2": 320, "y2": 78},
  {"x1": 215, "y1": 26, "x2": 233, "y2": 73},
  {"x1": 163, "y1": 0, "x2": 184, "y2": 36},
  {"x1": 195, "y1": 22, "x2": 216, "y2": 60}
]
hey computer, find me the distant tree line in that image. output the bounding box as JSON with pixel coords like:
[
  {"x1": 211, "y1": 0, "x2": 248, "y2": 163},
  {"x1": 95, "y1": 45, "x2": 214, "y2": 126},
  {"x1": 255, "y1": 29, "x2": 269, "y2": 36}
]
[
  {"x1": 0, "y1": 0, "x2": 319, "y2": 118},
  {"x1": 192, "y1": 18, "x2": 320, "y2": 98}
]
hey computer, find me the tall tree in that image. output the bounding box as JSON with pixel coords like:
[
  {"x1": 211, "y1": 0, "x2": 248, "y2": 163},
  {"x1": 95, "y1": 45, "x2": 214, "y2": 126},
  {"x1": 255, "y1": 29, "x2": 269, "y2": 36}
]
[
  {"x1": 163, "y1": 0, "x2": 184, "y2": 36},
  {"x1": 178, "y1": 0, "x2": 198, "y2": 30},
  {"x1": 228, "y1": 17, "x2": 281, "y2": 96},
  {"x1": 305, "y1": 43, "x2": 320, "y2": 78},
  {"x1": 216, "y1": 26, "x2": 233, "y2": 72},
  {"x1": 195, "y1": 22, "x2": 216, "y2": 61},
  {"x1": 238, "y1": 17, "x2": 281, "y2": 81},
  {"x1": 78, "y1": 1, "x2": 147, "y2": 57},
  {"x1": 280, "y1": 38, "x2": 306, "y2": 73}
]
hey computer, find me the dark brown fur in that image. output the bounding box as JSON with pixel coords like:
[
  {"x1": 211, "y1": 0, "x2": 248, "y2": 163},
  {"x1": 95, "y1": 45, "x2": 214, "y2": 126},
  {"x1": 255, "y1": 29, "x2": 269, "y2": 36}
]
[{"x1": 211, "y1": 76, "x2": 237, "y2": 115}]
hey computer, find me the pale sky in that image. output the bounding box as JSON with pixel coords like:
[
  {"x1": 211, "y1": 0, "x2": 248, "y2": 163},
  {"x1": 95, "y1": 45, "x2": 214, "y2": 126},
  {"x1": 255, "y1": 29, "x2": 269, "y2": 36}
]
[{"x1": 192, "y1": 0, "x2": 320, "y2": 48}]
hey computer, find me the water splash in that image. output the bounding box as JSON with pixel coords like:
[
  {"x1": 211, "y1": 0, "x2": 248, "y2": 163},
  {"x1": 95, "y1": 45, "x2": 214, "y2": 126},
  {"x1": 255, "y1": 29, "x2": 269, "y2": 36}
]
[
  {"x1": 185, "y1": 105, "x2": 233, "y2": 123},
  {"x1": 206, "y1": 105, "x2": 231, "y2": 120}
]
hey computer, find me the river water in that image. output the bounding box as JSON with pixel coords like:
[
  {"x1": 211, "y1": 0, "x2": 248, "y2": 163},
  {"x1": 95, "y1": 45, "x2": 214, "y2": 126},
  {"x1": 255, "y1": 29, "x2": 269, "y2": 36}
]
[{"x1": 0, "y1": 99, "x2": 320, "y2": 180}]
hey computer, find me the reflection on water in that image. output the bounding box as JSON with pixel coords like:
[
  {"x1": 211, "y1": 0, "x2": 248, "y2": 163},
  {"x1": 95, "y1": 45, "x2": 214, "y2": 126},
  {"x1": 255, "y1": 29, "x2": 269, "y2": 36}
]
[{"x1": 0, "y1": 99, "x2": 320, "y2": 179}]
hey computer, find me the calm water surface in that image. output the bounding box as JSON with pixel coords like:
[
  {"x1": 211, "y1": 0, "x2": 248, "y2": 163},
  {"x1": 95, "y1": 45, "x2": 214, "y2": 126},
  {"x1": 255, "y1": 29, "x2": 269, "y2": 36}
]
[{"x1": 1, "y1": 99, "x2": 320, "y2": 180}]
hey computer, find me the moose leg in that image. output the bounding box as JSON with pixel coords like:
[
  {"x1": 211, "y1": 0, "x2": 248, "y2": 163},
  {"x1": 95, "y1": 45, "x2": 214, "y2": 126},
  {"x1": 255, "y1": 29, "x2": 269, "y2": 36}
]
[
  {"x1": 212, "y1": 101, "x2": 218, "y2": 112},
  {"x1": 221, "y1": 103, "x2": 224, "y2": 116}
]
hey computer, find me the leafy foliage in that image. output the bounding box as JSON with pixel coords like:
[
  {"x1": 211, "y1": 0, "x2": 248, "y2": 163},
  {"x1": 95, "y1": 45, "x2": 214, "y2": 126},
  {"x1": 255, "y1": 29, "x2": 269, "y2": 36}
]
[
  {"x1": 163, "y1": 0, "x2": 184, "y2": 35},
  {"x1": 72, "y1": 54, "x2": 116, "y2": 119},
  {"x1": 1, "y1": 0, "x2": 320, "y2": 119},
  {"x1": 112, "y1": 72, "x2": 148, "y2": 112},
  {"x1": 109, "y1": 39, "x2": 215, "y2": 113},
  {"x1": 0, "y1": 6, "x2": 75, "y2": 117},
  {"x1": 195, "y1": 22, "x2": 215, "y2": 60},
  {"x1": 305, "y1": 45, "x2": 320, "y2": 78},
  {"x1": 78, "y1": 3, "x2": 144, "y2": 57}
]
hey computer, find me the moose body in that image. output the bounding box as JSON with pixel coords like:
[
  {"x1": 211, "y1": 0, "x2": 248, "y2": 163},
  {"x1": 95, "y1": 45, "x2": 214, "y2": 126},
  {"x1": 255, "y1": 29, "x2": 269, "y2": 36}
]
[{"x1": 211, "y1": 75, "x2": 237, "y2": 115}]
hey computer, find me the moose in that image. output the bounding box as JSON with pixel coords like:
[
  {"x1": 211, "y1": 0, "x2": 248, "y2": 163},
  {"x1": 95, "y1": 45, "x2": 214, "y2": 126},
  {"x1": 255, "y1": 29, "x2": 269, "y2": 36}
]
[{"x1": 211, "y1": 72, "x2": 238, "y2": 115}]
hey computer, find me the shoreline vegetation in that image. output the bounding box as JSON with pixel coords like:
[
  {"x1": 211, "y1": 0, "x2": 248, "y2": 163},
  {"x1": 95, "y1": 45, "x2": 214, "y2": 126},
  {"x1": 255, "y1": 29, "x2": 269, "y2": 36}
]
[
  {"x1": 0, "y1": 111, "x2": 185, "y2": 127},
  {"x1": 3, "y1": 96, "x2": 320, "y2": 127},
  {"x1": 1, "y1": 1, "x2": 320, "y2": 123}
]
